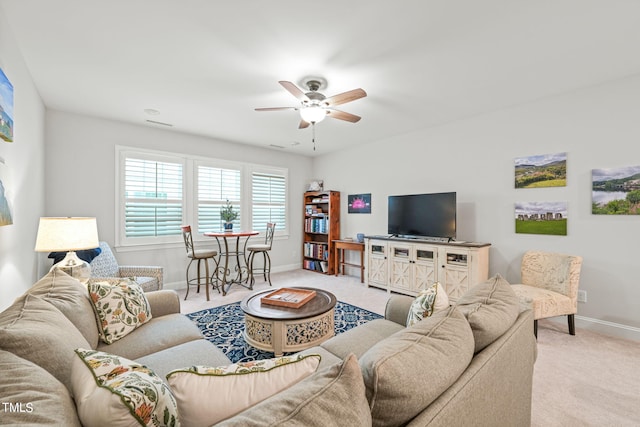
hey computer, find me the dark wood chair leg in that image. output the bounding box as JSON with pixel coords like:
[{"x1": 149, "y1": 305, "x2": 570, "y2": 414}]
[
  {"x1": 534, "y1": 319, "x2": 538, "y2": 339},
  {"x1": 568, "y1": 314, "x2": 576, "y2": 335}
]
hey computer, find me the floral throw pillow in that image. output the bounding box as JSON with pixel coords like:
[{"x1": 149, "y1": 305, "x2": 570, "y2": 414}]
[
  {"x1": 167, "y1": 353, "x2": 321, "y2": 426},
  {"x1": 406, "y1": 282, "x2": 450, "y2": 327},
  {"x1": 71, "y1": 348, "x2": 178, "y2": 427},
  {"x1": 87, "y1": 278, "x2": 152, "y2": 344}
]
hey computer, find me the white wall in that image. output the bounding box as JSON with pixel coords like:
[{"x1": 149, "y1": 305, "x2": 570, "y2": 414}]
[
  {"x1": 314, "y1": 75, "x2": 640, "y2": 340},
  {"x1": 43, "y1": 110, "x2": 313, "y2": 287},
  {"x1": 0, "y1": 11, "x2": 46, "y2": 311}
]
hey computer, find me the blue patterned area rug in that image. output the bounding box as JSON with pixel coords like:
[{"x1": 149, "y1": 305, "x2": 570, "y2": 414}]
[{"x1": 186, "y1": 301, "x2": 382, "y2": 363}]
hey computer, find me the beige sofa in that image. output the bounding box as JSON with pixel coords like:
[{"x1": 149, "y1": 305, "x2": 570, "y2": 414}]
[
  {"x1": 0, "y1": 270, "x2": 229, "y2": 426},
  {"x1": 0, "y1": 271, "x2": 536, "y2": 426},
  {"x1": 223, "y1": 274, "x2": 537, "y2": 427}
]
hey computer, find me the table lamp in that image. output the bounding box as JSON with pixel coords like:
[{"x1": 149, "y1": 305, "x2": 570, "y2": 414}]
[{"x1": 34, "y1": 217, "x2": 99, "y2": 283}]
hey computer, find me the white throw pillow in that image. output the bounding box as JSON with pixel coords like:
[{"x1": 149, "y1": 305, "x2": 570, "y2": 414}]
[
  {"x1": 71, "y1": 348, "x2": 178, "y2": 427},
  {"x1": 166, "y1": 353, "x2": 321, "y2": 426},
  {"x1": 406, "y1": 282, "x2": 450, "y2": 327},
  {"x1": 87, "y1": 278, "x2": 152, "y2": 344}
]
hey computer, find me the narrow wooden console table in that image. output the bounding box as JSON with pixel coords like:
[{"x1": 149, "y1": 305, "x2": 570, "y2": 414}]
[{"x1": 333, "y1": 239, "x2": 365, "y2": 283}]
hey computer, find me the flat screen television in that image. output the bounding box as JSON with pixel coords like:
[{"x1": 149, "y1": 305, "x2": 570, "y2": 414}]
[{"x1": 387, "y1": 192, "x2": 456, "y2": 240}]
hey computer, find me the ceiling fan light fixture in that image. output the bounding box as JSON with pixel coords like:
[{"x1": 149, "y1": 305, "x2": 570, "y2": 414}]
[{"x1": 299, "y1": 105, "x2": 327, "y2": 124}]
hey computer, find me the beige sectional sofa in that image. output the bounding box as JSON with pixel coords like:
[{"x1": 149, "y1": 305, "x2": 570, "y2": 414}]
[
  {"x1": 0, "y1": 270, "x2": 536, "y2": 426},
  {"x1": 0, "y1": 270, "x2": 229, "y2": 426},
  {"x1": 225, "y1": 274, "x2": 537, "y2": 427}
]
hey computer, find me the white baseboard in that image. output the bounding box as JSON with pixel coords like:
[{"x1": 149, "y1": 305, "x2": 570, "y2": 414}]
[
  {"x1": 574, "y1": 315, "x2": 640, "y2": 342},
  {"x1": 270, "y1": 263, "x2": 301, "y2": 274},
  {"x1": 162, "y1": 281, "x2": 184, "y2": 291},
  {"x1": 547, "y1": 315, "x2": 640, "y2": 342}
]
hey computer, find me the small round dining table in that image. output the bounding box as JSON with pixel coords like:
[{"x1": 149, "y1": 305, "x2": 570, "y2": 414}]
[{"x1": 204, "y1": 230, "x2": 259, "y2": 295}]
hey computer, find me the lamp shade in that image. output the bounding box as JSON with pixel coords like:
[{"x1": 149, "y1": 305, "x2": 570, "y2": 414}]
[
  {"x1": 299, "y1": 105, "x2": 327, "y2": 124},
  {"x1": 34, "y1": 217, "x2": 99, "y2": 252}
]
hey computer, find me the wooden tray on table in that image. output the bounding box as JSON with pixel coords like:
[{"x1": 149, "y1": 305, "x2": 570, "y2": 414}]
[{"x1": 261, "y1": 287, "x2": 317, "y2": 308}]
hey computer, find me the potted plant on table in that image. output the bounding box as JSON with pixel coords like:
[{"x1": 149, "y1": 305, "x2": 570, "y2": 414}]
[{"x1": 220, "y1": 200, "x2": 238, "y2": 231}]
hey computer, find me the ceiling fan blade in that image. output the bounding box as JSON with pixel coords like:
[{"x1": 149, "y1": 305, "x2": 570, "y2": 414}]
[
  {"x1": 323, "y1": 88, "x2": 367, "y2": 107},
  {"x1": 326, "y1": 109, "x2": 361, "y2": 123},
  {"x1": 298, "y1": 119, "x2": 310, "y2": 129},
  {"x1": 279, "y1": 81, "x2": 309, "y2": 102},
  {"x1": 255, "y1": 107, "x2": 298, "y2": 111}
]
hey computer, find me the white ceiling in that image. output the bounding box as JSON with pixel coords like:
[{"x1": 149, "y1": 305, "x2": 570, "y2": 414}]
[{"x1": 2, "y1": 0, "x2": 640, "y2": 156}]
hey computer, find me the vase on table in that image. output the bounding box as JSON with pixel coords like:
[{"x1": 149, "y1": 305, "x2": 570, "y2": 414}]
[{"x1": 224, "y1": 222, "x2": 233, "y2": 232}]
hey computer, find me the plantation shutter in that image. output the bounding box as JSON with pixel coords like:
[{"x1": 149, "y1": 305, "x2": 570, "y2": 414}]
[
  {"x1": 252, "y1": 172, "x2": 286, "y2": 232},
  {"x1": 197, "y1": 165, "x2": 241, "y2": 232},
  {"x1": 124, "y1": 157, "x2": 183, "y2": 237}
]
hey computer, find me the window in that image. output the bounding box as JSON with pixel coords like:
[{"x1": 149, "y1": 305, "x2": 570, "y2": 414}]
[
  {"x1": 121, "y1": 153, "x2": 184, "y2": 244},
  {"x1": 197, "y1": 163, "x2": 241, "y2": 233},
  {"x1": 251, "y1": 171, "x2": 286, "y2": 232},
  {"x1": 117, "y1": 146, "x2": 288, "y2": 247}
]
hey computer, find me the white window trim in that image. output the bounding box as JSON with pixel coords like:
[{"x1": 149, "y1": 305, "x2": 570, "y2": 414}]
[{"x1": 115, "y1": 145, "x2": 289, "y2": 249}]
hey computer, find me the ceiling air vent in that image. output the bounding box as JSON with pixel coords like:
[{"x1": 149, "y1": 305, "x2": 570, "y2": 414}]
[{"x1": 146, "y1": 119, "x2": 173, "y2": 127}]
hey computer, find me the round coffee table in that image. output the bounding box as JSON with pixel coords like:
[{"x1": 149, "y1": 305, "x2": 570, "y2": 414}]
[{"x1": 240, "y1": 287, "x2": 337, "y2": 356}]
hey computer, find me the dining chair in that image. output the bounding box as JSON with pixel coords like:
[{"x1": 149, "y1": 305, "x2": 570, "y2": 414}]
[
  {"x1": 181, "y1": 225, "x2": 220, "y2": 301},
  {"x1": 247, "y1": 223, "x2": 276, "y2": 287}
]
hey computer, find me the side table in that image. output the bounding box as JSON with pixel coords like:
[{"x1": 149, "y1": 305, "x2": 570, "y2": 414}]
[{"x1": 333, "y1": 240, "x2": 365, "y2": 283}]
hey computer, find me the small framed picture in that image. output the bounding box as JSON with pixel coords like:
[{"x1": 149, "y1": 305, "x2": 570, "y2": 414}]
[
  {"x1": 514, "y1": 152, "x2": 566, "y2": 188},
  {"x1": 515, "y1": 201, "x2": 567, "y2": 235},
  {"x1": 348, "y1": 193, "x2": 371, "y2": 214},
  {"x1": 592, "y1": 165, "x2": 640, "y2": 215}
]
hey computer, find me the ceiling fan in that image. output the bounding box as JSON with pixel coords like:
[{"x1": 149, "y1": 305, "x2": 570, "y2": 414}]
[{"x1": 255, "y1": 77, "x2": 367, "y2": 129}]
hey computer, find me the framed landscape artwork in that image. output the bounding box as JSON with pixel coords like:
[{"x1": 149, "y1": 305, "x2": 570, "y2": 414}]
[
  {"x1": 515, "y1": 201, "x2": 567, "y2": 235},
  {"x1": 592, "y1": 165, "x2": 640, "y2": 215},
  {"x1": 0, "y1": 68, "x2": 14, "y2": 143},
  {"x1": 348, "y1": 193, "x2": 371, "y2": 214},
  {"x1": 515, "y1": 152, "x2": 566, "y2": 188},
  {"x1": 0, "y1": 159, "x2": 12, "y2": 226}
]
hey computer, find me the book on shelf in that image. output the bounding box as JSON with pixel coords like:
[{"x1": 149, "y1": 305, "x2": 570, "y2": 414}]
[
  {"x1": 304, "y1": 217, "x2": 329, "y2": 233},
  {"x1": 303, "y1": 259, "x2": 329, "y2": 273},
  {"x1": 305, "y1": 204, "x2": 324, "y2": 215},
  {"x1": 303, "y1": 242, "x2": 328, "y2": 260}
]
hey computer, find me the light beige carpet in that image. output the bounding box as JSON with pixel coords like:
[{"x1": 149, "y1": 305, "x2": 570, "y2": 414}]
[
  {"x1": 178, "y1": 269, "x2": 640, "y2": 426},
  {"x1": 532, "y1": 319, "x2": 640, "y2": 427}
]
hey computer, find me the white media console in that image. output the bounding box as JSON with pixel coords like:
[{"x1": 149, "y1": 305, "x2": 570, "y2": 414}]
[{"x1": 365, "y1": 236, "x2": 491, "y2": 300}]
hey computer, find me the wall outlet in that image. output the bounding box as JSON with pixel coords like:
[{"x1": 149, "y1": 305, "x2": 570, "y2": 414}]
[{"x1": 577, "y1": 290, "x2": 587, "y2": 303}]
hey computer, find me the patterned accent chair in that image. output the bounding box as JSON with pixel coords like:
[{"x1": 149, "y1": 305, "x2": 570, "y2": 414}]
[
  {"x1": 511, "y1": 250, "x2": 583, "y2": 337},
  {"x1": 89, "y1": 241, "x2": 164, "y2": 292}
]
